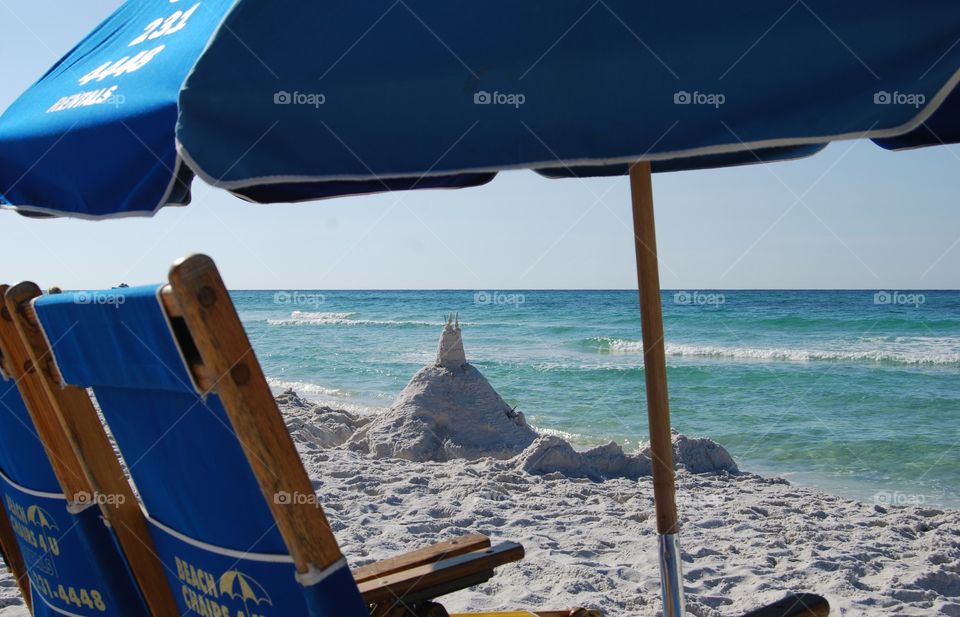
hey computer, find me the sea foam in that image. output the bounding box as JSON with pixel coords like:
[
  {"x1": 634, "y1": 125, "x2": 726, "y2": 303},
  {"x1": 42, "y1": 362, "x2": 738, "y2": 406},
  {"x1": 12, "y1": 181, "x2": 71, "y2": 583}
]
[
  {"x1": 587, "y1": 337, "x2": 960, "y2": 366},
  {"x1": 268, "y1": 310, "x2": 437, "y2": 327}
]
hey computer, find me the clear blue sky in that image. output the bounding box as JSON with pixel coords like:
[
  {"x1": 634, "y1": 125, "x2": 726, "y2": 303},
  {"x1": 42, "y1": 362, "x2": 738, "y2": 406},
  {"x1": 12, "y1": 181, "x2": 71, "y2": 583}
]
[{"x1": 1, "y1": 0, "x2": 958, "y2": 290}]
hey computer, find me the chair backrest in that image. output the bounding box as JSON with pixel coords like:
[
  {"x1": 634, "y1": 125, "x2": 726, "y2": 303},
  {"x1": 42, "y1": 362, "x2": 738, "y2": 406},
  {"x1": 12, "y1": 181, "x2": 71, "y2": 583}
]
[
  {"x1": 28, "y1": 255, "x2": 369, "y2": 617},
  {"x1": 0, "y1": 286, "x2": 150, "y2": 617}
]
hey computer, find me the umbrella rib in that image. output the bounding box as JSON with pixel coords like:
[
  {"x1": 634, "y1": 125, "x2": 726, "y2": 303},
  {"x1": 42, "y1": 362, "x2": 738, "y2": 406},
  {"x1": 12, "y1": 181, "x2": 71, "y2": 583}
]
[
  {"x1": 719, "y1": 0, "x2": 801, "y2": 81},
  {"x1": 596, "y1": 0, "x2": 679, "y2": 80},
  {"x1": 398, "y1": 0, "x2": 479, "y2": 80},
  {"x1": 318, "y1": 0, "x2": 402, "y2": 82},
  {"x1": 798, "y1": 0, "x2": 879, "y2": 80},
  {"x1": 520, "y1": 0, "x2": 600, "y2": 81}
]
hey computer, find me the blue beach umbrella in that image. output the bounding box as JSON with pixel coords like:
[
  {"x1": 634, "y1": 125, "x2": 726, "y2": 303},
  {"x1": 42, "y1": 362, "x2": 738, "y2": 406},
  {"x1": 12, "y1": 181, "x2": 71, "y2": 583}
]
[
  {"x1": 0, "y1": 2, "x2": 957, "y2": 217},
  {"x1": 0, "y1": 0, "x2": 495, "y2": 218},
  {"x1": 3, "y1": 2, "x2": 960, "y2": 616}
]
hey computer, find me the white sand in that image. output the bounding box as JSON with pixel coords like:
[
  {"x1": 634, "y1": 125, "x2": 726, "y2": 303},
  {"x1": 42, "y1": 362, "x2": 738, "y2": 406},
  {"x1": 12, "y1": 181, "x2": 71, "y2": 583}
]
[
  {"x1": 289, "y1": 392, "x2": 960, "y2": 616},
  {"x1": 0, "y1": 326, "x2": 956, "y2": 615}
]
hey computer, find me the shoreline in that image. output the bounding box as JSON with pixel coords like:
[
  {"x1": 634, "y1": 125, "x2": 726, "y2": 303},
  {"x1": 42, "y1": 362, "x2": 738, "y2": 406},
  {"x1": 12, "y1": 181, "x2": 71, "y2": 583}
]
[{"x1": 269, "y1": 382, "x2": 960, "y2": 511}]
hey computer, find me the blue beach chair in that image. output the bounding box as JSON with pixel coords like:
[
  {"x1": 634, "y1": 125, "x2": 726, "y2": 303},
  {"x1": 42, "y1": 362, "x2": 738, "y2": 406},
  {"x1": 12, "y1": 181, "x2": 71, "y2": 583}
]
[
  {"x1": 0, "y1": 285, "x2": 170, "y2": 617},
  {"x1": 14, "y1": 255, "x2": 528, "y2": 617}
]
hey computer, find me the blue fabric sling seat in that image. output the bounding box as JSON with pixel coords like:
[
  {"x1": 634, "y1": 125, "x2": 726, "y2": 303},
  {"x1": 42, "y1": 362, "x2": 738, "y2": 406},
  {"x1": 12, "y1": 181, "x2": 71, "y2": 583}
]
[
  {"x1": 0, "y1": 362, "x2": 148, "y2": 616},
  {"x1": 33, "y1": 286, "x2": 369, "y2": 617}
]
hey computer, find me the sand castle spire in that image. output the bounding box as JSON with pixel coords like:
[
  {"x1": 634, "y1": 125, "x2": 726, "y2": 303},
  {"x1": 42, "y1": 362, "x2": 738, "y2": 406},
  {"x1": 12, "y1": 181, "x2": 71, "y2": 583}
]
[{"x1": 436, "y1": 312, "x2": 467, "y2": 368}]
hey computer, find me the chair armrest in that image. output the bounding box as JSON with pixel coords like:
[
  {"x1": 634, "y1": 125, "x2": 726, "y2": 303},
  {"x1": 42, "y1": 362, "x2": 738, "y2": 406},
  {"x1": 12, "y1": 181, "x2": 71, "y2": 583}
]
[
  {"x1": 355, "y1": 534, "x2": 491, "y2": 583},
  {"x1": 359, "y1": 542, "x2": 524, "y2": 605}
]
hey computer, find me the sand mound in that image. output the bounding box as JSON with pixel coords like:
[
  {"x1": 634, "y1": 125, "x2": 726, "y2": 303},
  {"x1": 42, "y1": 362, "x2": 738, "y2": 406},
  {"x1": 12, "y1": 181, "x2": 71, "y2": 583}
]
[
  {"x1": 514, "y1": 431, "x2": 738, "y2": 481},
  {"x1": 340, "y1": 319, "x2": 738, "y2": 478},
  {"x1": 656, "y1": 431, "x2": 739, "y2": 475},
  {"x1": 348, "y1": 316, "x2": 538, "y2": 461},
  {"x1": 515, "y1": 436, "x2": 652, "y2": 480},
  {"x1": 348, "y1": 362, "x2": 537, "y2": 460},
  {"x1": 278, "y1": 389, "x2": 370, "y2": 450}
]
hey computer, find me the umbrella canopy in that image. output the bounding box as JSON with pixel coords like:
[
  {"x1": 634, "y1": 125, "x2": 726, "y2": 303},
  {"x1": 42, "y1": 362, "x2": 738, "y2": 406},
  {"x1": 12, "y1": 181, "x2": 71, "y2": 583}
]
[
  {"x1": 0, "y1": 0, "x2": 234, "y2": 218},
  {"x1": 6, "y1": 1, "x2": 959, "y2": 218},
  {"x1": 177, "y1": 1, "x2": 960, "y2": 189}
]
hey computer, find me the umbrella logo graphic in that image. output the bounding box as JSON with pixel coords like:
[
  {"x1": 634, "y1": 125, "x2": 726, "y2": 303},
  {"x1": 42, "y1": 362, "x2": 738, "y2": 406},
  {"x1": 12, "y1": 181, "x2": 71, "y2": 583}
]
[
  {"x1": 219, "y1": 570, "x2": 272, "y2": 617},
  {"x1": 25, "y1": 505, "x2": 59, "y2": 532}
]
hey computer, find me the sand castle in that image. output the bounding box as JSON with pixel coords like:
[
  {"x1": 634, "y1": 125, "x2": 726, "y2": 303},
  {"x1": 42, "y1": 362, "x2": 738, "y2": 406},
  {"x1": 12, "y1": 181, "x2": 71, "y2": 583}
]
[
  {"x1": 349, "y1": 315, "x2": 538, "y2": 461},
  {"x1": 345, "y1": 319, "x2": 737, "y2": 479}
]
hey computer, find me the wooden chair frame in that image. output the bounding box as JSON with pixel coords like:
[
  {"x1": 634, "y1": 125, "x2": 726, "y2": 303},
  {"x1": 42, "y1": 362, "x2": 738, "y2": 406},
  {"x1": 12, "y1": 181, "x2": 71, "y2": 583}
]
[
  {"x1": 4, "y1": 257, "x2": 535, "y2": 617},
  {"x1": 4, "y1": 282, "x2": 182, "y2": 616}
]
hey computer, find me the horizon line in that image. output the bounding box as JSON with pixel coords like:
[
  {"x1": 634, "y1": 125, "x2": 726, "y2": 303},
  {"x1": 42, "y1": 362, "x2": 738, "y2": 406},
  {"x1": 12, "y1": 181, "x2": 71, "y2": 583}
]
[{"x1": 226, "y1": 287, "x2": 960, "y2": 292}]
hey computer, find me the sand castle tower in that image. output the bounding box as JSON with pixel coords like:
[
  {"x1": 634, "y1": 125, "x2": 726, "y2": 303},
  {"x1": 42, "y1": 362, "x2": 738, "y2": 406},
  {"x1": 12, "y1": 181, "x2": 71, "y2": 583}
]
[
  {"x1": 436, "y1": 313, "x2": 466, "y2": 368},
  {"x1": 349, "y1": 318, "x2": 538, "y2": 461}
]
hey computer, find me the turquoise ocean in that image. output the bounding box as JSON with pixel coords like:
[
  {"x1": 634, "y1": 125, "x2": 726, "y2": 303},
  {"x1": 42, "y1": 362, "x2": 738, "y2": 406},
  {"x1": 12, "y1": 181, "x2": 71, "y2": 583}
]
[{"x1": 236, "y1": 289, "x2": 960, "y2": 508}]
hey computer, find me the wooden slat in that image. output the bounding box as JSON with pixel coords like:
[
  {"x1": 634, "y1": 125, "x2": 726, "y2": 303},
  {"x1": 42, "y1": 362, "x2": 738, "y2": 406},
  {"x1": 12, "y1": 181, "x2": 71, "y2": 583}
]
[
  {"x1": 629, "y1": 161, "x2": 678, "y2": 536},
  {"x1": 166, "y1": 254, "x2": 344, "y2": 573},
  {"x1": 741, "y1": 593, "x2": 829, "y2": 617},
  {"x1": 359, "y1": 542, "x2": 524, "y2": 605},
  {"x1": 355, "y1": 533, "x2": 491, "y2": 583},
  {"x1": 4, "y1": 282, "x2": 181, "y2": 617},
  {"x1": 451, "y1": 612, "x2": 601, "y2": 617},
  {"x1": 0, "y1": 286, "x2": 89, "y2": 498},
  {"x1": 2, "y1": 280, "x2": 103, "y2": 612}
]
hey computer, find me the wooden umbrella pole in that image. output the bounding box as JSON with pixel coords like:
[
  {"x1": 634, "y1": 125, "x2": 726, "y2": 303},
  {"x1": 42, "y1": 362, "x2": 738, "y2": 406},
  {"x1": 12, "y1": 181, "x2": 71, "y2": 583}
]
[{"x1": 629, "y1": 161, "x2": 684, "y2": 616}]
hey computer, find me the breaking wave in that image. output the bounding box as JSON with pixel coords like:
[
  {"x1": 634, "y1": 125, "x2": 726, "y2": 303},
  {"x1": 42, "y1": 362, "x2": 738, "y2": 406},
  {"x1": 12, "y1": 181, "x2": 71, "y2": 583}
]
[
  {"x1": 584, "y1": 337, "x2": 960, "y2": 366},
  {"x1": 267, "y1": 311, "x2": 436, "y2": 327}
]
